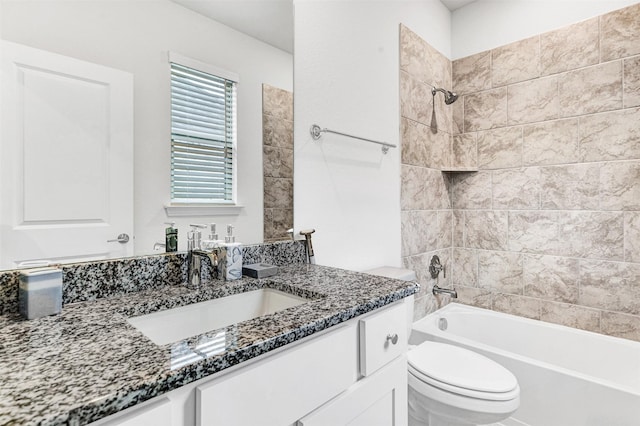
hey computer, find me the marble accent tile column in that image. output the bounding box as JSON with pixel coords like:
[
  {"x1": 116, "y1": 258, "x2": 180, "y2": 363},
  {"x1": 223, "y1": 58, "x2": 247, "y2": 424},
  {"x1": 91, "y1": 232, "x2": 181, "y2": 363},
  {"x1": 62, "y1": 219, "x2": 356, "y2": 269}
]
[
  {"x1": 262, "y1": 84, "x2": 293, "y2": 242},
  {"x1": 478, "y1": 250, "x2": 523, "y2": 294},
  {"x1": 540, "y1": 164, "x2": 599, "y2": 210},
  {"x1": 477, "y1": 127, "x2": 522, "y2": 169},
  {"x1": 263, "y1": 177, "x2": 293, "y2": 209},
  {"x1": 580, "y1": 260, "x2": 640, "y2": 314},
  {"x1": 507, "y1": 77, "x2": 559, "y2": 125},
  {"x1": 579, "y1": 107, "x2": 640, "y2": 162},
  {"x1": 464, "y1": 88, "x2": 507, "y2": 132},
  {"x1": 624, "y1": 56, "x2": 640, "y2": 108},
  {"x1": 522, "y1": 118, "x2": 579, "y2": 166},
  {"x1": 558, "y1": 212, "x2": 624, "y2": 260},
  {"x1": 452, "y1": 51, "x2": 491, "y2": 94},
  {"x1": 540, "y1": 18, "x2": 599, "y2": 76},
  {"x1": 600, "y1": 2, "x2": 640, "y2": 61},
  {"x1": 263, "y1": 145, "x2": 293, "y2": 178},
  {"x1": 263, "y1": 115, "x2": 294, "y2": 148},
  {"x1": 523, "y1": 255, "x2": 579, "y2": 303},
  {"x1": 491, "y1": 36, "x2": 540, "y2": 87},
  {"x1": 264, "y1": 209, "x2": 293, "y2": 241},
  {"x1": 262, "y1": 84, "x2": 293, "y2": 119},
  {"x1": 492, "y1": 167, "x2": 540, "y2": 210},
  {"x1": 558, "y1": 61, "x2": 623, "y2": 117}
]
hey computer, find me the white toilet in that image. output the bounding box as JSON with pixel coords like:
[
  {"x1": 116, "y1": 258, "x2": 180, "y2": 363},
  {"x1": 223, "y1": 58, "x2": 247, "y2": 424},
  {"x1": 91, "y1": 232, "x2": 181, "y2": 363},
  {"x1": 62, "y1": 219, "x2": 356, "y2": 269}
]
[{"x1": 365, "y1": 267, "x2": 520, "y2": 426}]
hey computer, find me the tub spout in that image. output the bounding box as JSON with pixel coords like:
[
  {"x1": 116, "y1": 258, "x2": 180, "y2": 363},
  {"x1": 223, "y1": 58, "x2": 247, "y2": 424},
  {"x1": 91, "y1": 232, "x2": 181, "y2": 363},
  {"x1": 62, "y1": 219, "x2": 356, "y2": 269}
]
[{"x1": 433, "y1": 284, "x2": 457, "y2": 298}]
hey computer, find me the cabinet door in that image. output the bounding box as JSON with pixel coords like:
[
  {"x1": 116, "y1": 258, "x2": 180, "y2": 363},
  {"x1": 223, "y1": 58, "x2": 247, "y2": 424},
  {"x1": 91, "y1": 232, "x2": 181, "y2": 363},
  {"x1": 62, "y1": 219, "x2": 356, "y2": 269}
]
[
  {"x1": 197, "y1": 323, "x2": 358, "y2": 426},
  {"x1": 91, "y1": 398, "x2": 172, "y2": 426},
  {"x1": 297, "y1": 355, "x2": 407, "y2": 426}
]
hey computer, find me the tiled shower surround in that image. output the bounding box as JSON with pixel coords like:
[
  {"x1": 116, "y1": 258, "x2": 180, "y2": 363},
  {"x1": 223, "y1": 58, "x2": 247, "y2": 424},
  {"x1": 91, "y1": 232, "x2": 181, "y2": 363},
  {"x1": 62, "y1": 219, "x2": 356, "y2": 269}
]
[
  {"x1": 262, "y1": 84, "x2": 294, "y2": 242},
  {"x1": 400, "y1": 3, "x2": 640, "y2": 342}
]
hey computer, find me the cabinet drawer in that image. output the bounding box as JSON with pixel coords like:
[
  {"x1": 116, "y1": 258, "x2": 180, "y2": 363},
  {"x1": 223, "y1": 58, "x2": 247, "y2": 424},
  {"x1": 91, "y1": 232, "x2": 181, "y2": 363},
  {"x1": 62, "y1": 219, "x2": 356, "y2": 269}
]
[
  {"x1": 359, "y1": 302, "x2": 407, "y2": 376},
  {"x1": 197, "y1": 323, "x2": 358, "y2": 426}
]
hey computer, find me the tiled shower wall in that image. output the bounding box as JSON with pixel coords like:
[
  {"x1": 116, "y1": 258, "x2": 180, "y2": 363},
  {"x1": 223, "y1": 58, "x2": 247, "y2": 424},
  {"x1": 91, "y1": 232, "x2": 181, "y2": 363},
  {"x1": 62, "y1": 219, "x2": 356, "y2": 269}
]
[
  {"x1": 450, "y1": 4, "x2": 640, "y2": 341},
  {"x1": 262, "y1": 84, "x2": 294, "y2": 242},
  {"x1": 399, "y1": 25, "x2": 455, "y2": 319}
]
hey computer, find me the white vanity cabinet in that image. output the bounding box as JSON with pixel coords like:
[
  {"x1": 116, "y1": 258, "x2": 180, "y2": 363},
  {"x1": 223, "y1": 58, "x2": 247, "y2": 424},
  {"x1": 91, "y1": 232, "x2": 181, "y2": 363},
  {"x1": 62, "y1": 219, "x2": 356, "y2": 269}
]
[
  {"x1": 298, "y1": 301, "x2": 409, "y2": 426},
  {"x1": 90, "y1": 298, "x2": 411, "y2": 426}
]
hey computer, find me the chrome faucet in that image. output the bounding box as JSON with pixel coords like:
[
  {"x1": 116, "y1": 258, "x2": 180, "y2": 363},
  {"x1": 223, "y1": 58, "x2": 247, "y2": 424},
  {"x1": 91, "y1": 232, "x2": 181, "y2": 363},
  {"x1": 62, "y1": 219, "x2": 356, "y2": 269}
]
[
  {"x1": 187, "y1": 224, "x2": 207, "y2": 289},
  {"x1": 432, "y1": 285, "x2": 458, "y2": 298},
  {"x1": 187, "y1": 224, "x2": 225, "y2": 288}
]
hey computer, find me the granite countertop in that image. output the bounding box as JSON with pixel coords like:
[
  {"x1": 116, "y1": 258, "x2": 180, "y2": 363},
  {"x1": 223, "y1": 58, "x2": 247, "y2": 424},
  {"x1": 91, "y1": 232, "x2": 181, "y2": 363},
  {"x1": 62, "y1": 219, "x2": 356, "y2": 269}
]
[{"x1": 0, "y1": 264, "x2": 417, "y2": 426}]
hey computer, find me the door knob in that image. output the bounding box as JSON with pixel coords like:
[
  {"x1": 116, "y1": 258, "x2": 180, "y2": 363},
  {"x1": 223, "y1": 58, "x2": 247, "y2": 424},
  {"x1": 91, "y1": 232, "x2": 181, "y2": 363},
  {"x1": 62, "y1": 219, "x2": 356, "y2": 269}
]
[{"x1": 107, "y1": 233, "x2": 130, "y2": 243}]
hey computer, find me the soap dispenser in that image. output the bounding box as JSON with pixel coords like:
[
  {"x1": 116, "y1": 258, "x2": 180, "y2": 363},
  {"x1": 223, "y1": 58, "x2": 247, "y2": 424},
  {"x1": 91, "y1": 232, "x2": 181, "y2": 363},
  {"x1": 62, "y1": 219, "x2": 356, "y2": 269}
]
[
  {"x1": 165, "y1": 222, "x2": 178, "y2": 252},
  {"x1": 222, "y1": 224, "x2": 242, "y2": 280},
  {"x1": 201, "y1": 223, "x2": 223, "y2": 250}
]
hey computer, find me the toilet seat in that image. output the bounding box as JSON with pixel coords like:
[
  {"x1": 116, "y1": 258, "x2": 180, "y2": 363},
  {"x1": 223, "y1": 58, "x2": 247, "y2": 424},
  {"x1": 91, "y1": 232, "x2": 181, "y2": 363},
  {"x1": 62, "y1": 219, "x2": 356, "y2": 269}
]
[{"x1": 408, "y1": 341, "x2": 519, "y2": 401}]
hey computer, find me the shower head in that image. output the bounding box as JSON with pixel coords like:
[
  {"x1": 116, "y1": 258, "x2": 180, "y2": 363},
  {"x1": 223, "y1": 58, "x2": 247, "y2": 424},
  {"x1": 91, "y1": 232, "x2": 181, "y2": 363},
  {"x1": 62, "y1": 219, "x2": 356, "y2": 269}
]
[{"x1": 431, "y1": 87, "x2": 458, "y2": 105}]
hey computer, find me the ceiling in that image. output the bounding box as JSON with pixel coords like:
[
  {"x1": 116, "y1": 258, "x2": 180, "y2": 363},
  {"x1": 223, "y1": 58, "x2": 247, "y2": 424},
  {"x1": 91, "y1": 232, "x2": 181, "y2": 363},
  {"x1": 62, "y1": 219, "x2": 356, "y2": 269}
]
[
  {"x1": 172, "y1": 0, "x2": 295, "y2": 53},
  {"x1": 440, "y1": 0, "x2": 477, "y2": 11},
  {"x1": 171, "y1": 0, "x2": 477, "y2": 55}
]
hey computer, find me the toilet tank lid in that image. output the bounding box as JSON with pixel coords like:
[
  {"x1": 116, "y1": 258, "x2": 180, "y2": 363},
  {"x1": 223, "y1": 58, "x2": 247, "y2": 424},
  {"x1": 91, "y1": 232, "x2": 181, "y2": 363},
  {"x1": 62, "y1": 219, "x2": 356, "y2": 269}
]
[{"x1": 363, "y1": 266, "x2": 416, "y2": 281}]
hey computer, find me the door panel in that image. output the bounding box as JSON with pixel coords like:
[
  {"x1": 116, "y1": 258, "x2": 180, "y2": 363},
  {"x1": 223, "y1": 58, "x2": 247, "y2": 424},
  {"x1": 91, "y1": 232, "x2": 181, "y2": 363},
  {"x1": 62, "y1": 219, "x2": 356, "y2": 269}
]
[{"x1": 1, "y1": 40, "x2": 134, "y2": 269}]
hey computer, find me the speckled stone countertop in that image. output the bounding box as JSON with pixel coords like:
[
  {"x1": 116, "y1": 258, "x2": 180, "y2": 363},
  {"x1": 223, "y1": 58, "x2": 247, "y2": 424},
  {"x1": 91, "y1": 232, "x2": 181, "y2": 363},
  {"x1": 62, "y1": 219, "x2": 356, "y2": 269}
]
[{"x1": 0, "y1": 264, "x2": 417, "y2": 426}]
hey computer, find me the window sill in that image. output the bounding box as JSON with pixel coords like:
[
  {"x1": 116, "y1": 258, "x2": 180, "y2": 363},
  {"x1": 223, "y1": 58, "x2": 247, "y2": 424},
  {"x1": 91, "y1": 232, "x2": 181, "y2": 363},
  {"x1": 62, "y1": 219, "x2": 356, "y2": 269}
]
[{"x1": 164, "y1": 204, "x2": 244, "y2": 217}]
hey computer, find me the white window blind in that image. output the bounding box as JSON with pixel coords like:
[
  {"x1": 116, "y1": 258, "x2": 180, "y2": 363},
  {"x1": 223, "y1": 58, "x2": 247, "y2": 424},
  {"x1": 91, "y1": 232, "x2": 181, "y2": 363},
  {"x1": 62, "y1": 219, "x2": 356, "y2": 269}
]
[{"x1": 170, "y1": 62, "x2": 236, "y2": 202}]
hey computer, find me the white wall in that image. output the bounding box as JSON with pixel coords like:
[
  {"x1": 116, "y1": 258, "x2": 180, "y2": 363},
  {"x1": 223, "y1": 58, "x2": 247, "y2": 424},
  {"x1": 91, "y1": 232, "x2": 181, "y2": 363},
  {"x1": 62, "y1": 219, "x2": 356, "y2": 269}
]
[
  {"x1": 451, "y1": 0, "x2": 640, "y2": 59},
  {"x1": 293, "y1": 0, "x2": 451, "y2": 271},
  {"x1": 1, "y1": 0, "x2": 292, "y2": 254}
]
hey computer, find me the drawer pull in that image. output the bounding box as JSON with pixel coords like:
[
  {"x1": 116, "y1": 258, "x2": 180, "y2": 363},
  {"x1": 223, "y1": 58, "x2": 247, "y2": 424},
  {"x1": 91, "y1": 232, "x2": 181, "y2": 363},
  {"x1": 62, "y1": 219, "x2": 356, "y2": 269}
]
[{"x1": 386, "y1": 333, "x2": 399, "y2": 345}]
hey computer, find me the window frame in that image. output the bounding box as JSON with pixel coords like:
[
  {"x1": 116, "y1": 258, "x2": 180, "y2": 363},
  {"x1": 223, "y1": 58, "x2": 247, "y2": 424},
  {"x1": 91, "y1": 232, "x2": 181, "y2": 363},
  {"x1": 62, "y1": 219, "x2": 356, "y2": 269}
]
[{"x1": 168, "y1": 52, "x2": 239, "y2": 206}]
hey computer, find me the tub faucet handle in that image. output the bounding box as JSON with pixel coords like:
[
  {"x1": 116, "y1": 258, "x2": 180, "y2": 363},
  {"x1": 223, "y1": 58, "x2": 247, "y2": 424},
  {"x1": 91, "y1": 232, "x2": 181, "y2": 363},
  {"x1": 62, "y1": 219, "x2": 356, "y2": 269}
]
[{"x1": 429, "y1": 255, "x2": 445, "y2": 279}]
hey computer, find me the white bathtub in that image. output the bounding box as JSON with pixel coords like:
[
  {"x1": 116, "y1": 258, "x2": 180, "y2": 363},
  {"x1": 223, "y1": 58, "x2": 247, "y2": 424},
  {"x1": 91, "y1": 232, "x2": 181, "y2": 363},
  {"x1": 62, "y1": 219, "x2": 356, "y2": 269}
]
[{"x1": 410, "y1": 303, "x2": 640, "y2": 426}]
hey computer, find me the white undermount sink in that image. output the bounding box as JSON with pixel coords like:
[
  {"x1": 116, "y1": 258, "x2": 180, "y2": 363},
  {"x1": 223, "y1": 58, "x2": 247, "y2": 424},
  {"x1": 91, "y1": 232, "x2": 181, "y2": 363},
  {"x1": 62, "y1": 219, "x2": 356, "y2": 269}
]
[{"x1": 127, "y1": 289, "x2": 309, "y2": 345}]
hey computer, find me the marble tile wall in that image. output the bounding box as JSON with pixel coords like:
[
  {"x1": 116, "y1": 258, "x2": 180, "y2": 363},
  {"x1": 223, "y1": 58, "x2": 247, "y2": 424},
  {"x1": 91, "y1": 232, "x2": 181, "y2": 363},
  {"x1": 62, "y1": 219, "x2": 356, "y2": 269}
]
[
  {"x1": 450, "y1": 3, "x2": 640, "y2": 341},
  {"x1": 262, "y1": 84, "x2": 294, "y2": 242},
  {"x1": 399, "y1": 25, "x2": 455, "y2": 320}
]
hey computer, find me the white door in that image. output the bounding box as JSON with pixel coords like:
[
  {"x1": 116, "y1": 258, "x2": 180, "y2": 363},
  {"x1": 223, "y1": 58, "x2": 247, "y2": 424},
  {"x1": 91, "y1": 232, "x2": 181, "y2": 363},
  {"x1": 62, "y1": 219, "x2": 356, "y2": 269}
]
[{"x1": 0, "y1": 40, "x2": 134, "y2": 269}]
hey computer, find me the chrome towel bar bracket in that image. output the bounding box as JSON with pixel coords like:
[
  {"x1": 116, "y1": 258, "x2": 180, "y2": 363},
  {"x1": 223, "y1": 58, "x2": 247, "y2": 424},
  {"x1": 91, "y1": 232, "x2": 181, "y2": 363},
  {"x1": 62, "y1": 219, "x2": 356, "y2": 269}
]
[{"x1": 310, "y1": 124, "x2": 397, "y2": 154}]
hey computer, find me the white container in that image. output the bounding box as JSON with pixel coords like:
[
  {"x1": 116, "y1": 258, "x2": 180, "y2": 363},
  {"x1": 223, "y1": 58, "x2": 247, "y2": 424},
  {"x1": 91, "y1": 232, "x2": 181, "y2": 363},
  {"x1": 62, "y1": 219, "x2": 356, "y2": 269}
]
[
  {"x1": 18, "y1": 267, "x2": 62, "y2": 319},
  {"x1": 222, "y1": 242, "x2": 243, "y2": 280}
]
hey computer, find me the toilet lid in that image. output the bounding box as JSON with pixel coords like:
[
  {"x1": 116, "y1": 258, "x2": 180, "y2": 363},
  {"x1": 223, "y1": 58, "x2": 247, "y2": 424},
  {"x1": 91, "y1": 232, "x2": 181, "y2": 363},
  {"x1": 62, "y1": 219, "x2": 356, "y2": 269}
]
[{"x1": 408, "y1": 341, "x2": 518, "y2": 394}]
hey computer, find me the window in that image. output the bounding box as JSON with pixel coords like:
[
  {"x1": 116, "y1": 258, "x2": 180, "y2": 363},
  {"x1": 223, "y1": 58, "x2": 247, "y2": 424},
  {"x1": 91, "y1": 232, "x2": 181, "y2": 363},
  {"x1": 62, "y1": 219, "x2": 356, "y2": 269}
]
[{"x1": 170, "y1": 56, "x2": 237, "y2": 203}]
